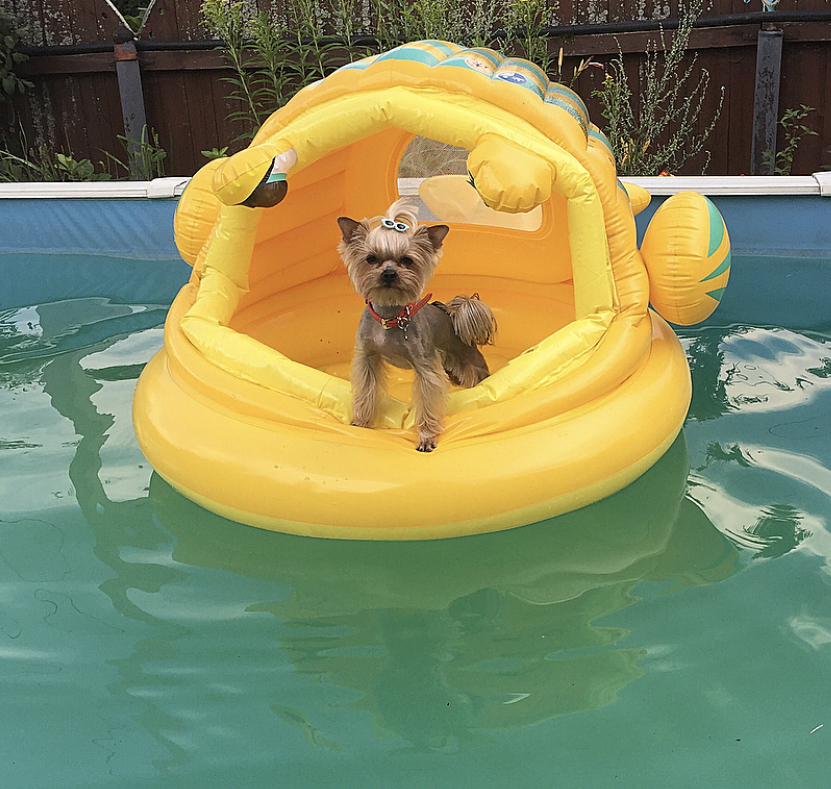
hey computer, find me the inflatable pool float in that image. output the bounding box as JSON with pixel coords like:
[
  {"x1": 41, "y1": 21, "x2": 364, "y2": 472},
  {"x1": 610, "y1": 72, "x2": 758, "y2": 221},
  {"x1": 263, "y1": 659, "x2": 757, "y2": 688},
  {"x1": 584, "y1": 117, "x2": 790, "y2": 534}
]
[{"x1": 133, "y1": 40, "x2": 730, "y2": 539}]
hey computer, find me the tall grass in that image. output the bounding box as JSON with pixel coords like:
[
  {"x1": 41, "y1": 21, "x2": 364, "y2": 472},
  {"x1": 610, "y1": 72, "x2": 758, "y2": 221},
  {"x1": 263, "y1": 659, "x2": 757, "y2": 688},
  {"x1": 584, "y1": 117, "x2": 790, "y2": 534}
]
[
  {"x1": 591, "y1": 0, "x2": 724, "y2": 175},
  {"x1": 200, "y1": 0, "x2": 557, "y2": 143}
]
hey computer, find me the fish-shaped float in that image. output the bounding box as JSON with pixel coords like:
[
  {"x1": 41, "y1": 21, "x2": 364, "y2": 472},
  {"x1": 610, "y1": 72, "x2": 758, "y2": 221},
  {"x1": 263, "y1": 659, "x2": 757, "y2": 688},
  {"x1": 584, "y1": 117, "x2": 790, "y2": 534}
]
[{"x1": 133, "y1": 41, "x2": 730, "y2": 539}]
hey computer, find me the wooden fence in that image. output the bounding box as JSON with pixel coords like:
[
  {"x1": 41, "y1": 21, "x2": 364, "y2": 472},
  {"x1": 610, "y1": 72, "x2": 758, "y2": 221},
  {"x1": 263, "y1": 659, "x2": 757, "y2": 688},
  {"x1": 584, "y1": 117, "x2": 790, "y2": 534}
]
[{"x1": 5, "y1": 0, "x2": 831, "y2": 177}]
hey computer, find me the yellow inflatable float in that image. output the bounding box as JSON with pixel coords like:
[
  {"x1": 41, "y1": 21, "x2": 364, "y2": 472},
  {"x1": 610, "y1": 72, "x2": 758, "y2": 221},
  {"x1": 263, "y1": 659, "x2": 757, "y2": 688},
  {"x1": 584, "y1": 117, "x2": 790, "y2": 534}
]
[{"x1": 133, "y1": 40, "x2": 730, "y2": 539}]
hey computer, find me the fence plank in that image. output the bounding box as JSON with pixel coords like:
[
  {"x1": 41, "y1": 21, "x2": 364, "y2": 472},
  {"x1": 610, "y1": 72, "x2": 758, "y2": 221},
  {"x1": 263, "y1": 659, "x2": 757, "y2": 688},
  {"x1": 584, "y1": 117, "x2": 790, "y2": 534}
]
[
  {"x1": 686, "y1": 46, "x2": 729, "y2": 175},
  {"x1": 163, "y1": 0, "x2": 206, "y2": 40},
  {"x1": 138, "y1": 49, "x2": 227, "y2": 71},
  {"x1": 142, "y1": 0, "x2": 185, "y2": 41},
  {"x1": 824, "y1": 48, "x2": 831, "y2": 170},
  {"x1": 22, "y1": 53, "x2": 113, "y2": 76},
  {"x1": 76, "y1": 0, "x2": 118, "y2": 44},
  {"x1": 780, "y1": 40, "x2": 827, "y2": 173},
  {"x1": 144, "y1": 68, "x2": 225, "y2": 175},
  {"x1": 10, "y1": 0, "x2": 48, "y2": 46}
]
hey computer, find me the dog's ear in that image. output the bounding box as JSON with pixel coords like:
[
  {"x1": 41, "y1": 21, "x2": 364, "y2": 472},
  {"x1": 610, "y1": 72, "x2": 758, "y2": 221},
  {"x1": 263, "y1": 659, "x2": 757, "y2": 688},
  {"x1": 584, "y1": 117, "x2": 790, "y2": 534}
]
[
  {"x1": 337, "y1": 216, "x2": 364, "y2": 244},
  {"x1": 426, "y1": 224, "x2": 450, "y2": 250}
]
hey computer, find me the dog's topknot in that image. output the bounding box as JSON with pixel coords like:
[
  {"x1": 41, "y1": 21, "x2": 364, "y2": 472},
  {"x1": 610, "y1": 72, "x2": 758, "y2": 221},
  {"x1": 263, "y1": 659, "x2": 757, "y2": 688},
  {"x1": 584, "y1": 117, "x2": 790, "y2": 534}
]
[{"x1": 385, "y1": 198, "x2": 420, "y2": 232}]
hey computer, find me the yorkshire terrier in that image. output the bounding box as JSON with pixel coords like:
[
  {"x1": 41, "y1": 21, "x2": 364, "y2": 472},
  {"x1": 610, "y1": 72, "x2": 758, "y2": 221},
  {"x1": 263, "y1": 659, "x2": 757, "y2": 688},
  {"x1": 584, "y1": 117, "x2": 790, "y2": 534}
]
[{"x1": 338, "y1": 199, "x2": 497, "y2": 452}]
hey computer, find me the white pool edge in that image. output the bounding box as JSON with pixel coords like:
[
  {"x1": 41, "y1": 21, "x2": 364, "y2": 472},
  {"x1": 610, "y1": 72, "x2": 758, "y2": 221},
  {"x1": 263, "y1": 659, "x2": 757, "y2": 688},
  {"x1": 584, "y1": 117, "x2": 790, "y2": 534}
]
[
  {"x1": 1, "y1": 173, "x2": 831, "y2": 200},
  {"x1": 0, "y1": 177, "x2": 191, "y2": 199},
  {"x1": 623, "y1": 172, "x2": 831, "y2": 197},
  {"x1": 402, "y1": 173, "x2": 831, "y2": 197}
]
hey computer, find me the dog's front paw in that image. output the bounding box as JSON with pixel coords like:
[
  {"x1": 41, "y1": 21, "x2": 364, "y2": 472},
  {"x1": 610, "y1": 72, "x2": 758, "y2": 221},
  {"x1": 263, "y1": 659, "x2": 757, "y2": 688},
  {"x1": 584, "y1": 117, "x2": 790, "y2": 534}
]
[
  {"x1": 416, "y1": 436, "x2": 437, "y2": 452},
  {"x1": 351, "y1": 420, "x2": 372, "y2": 429}
]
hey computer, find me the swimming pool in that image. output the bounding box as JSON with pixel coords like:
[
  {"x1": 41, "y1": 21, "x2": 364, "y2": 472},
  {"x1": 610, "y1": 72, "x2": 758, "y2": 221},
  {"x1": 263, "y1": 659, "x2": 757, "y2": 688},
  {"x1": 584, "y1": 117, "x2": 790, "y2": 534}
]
[{"x1": 2, "y1": 182, "x2": 830, "y2": 787}]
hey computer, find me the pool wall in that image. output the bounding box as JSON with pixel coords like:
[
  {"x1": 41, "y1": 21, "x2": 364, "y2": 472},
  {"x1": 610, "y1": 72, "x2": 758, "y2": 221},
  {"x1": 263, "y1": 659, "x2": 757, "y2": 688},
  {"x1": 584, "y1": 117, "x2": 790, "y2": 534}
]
[
  {"x1": 2, "y1": 175, "x2": 831, "y2": 325},
  {"x1": 0, "y1": 180, "x2": 190, "y2": 310},
  {"x1": 4, "y1": 175, "x2": 831, "y2": 255},
  {"x1": 0, "y1": 179, "x2": 188, "y2": 257}
]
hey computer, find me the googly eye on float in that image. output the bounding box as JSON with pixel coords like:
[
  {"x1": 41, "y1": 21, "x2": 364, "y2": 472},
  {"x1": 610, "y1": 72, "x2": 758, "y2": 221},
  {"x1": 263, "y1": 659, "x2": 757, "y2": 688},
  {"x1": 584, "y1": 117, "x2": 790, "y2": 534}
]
[{"x1": 381, "y1": 218, "x2": 410, "y2": 232}]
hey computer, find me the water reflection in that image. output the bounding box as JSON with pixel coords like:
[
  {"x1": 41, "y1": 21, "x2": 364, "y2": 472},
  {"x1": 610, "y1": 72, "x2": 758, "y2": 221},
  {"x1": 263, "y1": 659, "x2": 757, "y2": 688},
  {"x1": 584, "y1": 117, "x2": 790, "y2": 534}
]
[
  {"x1": 149, "y1": 435, "x2": 737, "y2": 751},
  {"x1": 2, "y1": 299, "x2": 192, "y2": 773},
  {"x1": 40, "y1": 342, "x2": 193, "y2": 773},
  {"x1": 682, "y1": 324, "x2": 831, "y2": 421},
  {"x1": 680, "y1": 322, "x2": 831, "y2": 561}
]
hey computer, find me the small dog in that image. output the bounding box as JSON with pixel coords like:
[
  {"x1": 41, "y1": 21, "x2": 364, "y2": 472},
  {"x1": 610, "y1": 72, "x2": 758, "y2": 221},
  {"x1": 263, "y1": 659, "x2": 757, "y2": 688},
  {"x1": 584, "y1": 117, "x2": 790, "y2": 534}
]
[{"x1": 338, "y1": 199, "x2": 497, "y2": 451}]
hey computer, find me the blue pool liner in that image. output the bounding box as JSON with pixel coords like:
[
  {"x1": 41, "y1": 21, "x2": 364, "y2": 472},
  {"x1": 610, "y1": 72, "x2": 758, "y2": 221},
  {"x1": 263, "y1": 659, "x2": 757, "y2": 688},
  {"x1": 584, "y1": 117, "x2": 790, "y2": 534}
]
[
  {"x1": 0, "y1": 198, "x2": 179, "y2": 257},
  {"x1": 1, "y1": 191, "x2": 830, "y2": 326}
]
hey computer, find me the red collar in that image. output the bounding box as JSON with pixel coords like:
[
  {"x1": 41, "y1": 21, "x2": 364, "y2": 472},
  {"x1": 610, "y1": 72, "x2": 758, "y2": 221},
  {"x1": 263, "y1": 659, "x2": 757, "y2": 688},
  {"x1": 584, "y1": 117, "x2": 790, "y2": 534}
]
[{"x1": 366, "y1": 293, "x2": 432, "y2": 330}]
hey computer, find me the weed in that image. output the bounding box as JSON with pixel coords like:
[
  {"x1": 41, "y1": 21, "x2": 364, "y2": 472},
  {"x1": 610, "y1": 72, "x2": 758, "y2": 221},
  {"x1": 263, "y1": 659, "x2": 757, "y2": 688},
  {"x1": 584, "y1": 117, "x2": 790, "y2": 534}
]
[
  {"x1": 199, "y1": 0, "x2": 563, "y2": 167},
  {"x1": 202, "y1": 0, "x2": 268, "y2": 138},
  {"x1": 505, "y1": 0, "x2": 553, "y2": 73},
  {"x1": 765, "y1": 104, "x2": 818, "y2": 176},
  {"x1": 592, "y1": 0, "x2": 724, "y2": 176},
  {"x1": 554, "y1": 47, "x2": 603, "y2": 89},
  {"x1": 202, "y1": 146, "x2": 230, "y2": 160},
  {"x1": 121, "y1": 127, "x2": 168, "y2": 179},
  {"x1": 399, "y1": 137, "x2": 469, "y2": 178},
  {"x1": 0, "y1": 145, "x2": 112, "y2": 182},
  {"x1": 200, "y1": 0, "x2": 564, "y2": 139},
  {"x1": 99, "y1": 126, "x2": 167, "y2": 179},
  {"x1": 0, "y1": 126, "x2": 167, "y2": 182}
]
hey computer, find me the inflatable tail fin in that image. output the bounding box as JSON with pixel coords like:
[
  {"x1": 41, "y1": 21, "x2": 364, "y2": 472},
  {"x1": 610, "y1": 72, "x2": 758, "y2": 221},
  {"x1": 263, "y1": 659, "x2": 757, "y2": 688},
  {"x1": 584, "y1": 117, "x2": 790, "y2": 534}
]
[{"x1": 445, "y1": 294, "x2": 498, "y2": 347}]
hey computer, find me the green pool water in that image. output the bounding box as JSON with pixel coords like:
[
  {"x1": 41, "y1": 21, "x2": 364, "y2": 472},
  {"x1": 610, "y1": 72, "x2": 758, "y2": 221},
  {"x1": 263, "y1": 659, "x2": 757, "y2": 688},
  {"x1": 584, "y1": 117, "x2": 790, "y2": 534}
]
[{"x1": 1, "y1": 252, "x2": 830, "y2": 788}]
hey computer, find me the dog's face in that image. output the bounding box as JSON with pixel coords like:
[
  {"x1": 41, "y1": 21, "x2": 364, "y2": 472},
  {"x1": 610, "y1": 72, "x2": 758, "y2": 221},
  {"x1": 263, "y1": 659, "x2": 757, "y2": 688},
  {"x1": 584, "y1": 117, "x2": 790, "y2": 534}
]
[{"x1": 338, "y1": 215, "x2": 449, "y2": 306}]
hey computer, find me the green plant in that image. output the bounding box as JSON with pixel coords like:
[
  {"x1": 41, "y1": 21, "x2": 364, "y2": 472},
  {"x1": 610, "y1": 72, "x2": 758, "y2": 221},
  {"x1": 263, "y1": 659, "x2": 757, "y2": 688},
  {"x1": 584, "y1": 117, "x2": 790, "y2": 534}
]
[
  {"x1": 101, "y1": 125, "x2": 168, "y2": 179},
  {"x1": 0, "y1": 150, "x2": 28, "y2": 180},
  {"x1": 0, "y1": 8, "x2": 33, "y2": 102},
  {"x1": 202, "y1": 146, "x2": 230, "y2": 160},
  {"x1": 247, "y1": 11, "x2": 294, "y2": 110},
  {"x1": 413, "y1": 0, "x2": 468, "y2": 44},
  {"x1": 201, "y1": 0, "x2": 336, "y2": 142},
  {"x1": 123, "y1": 127, "x2": 167, "y2": 179},
  {"x1": 367, "y1": 0, "x2": 523, "y2": 53},
  {"x1": 592, "y1": 0, "x2": 724, "y2": 176},
  {"x1": 398, "y1": 136, "x2": 469, "y2": 178},
  {"x1": 202, "y1": 0, "x2": 268, "y2": 137},
  {"x1": 466, "y1": 0, "x2": 508, "y2": 49},
  {"x1": 283, "y1": 0, "x2": 348, "y2": 88},
  {"x1": 0, "y1": 145, "x2": 112, "y2": 182},
  {"x1": 54, "y1": 152, "x2": 113, "y2": 180},
  {"x1": 505, "y1": 0, "x2": 552, "y2": 72},
  {"x1": 766, "y1": 104, "x2": 818, "y2": 176}
]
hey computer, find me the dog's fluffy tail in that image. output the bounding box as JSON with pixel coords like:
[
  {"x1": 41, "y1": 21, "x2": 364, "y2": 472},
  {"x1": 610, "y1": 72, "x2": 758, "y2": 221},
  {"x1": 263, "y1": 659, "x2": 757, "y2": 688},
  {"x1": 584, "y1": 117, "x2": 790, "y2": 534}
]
[{"x1": 445, "y1": 294, "x2": 498, "y2": 347}]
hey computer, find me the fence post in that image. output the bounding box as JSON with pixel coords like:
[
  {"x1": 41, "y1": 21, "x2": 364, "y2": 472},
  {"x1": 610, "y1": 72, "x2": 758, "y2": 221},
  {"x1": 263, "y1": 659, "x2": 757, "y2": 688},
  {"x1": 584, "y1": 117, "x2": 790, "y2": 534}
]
[
  {"x1": 750, "y1": 26, "x2": 783, "y2": 175},
  {"x1": 113, "y1": 25, "x2": 148, "y2": 178}
]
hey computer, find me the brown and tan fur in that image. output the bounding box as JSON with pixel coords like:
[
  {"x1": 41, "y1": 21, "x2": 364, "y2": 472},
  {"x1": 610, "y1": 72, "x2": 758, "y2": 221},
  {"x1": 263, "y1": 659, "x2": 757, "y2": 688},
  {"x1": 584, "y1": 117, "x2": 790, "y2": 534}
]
[{"x1": 338, "y1": 199, "x2": 497, "y2": 451}]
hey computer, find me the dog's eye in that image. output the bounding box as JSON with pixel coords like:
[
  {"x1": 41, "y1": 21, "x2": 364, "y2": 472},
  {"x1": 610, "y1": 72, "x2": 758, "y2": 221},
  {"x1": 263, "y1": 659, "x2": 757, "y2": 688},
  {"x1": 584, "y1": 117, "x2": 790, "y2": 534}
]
[
  {"x1": 400, "y1": 256, "x2": 414, "y2": 267},
  {"x1": 366, "y1": 255, "x2": 378, "y2": 265}
]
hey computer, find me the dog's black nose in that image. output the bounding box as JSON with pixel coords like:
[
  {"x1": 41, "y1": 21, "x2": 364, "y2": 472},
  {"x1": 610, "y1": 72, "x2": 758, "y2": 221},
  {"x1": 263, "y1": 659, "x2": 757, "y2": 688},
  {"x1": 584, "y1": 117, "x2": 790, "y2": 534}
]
[{"x1": 381, "y1": 268, "x2": 398, "y2": 284}]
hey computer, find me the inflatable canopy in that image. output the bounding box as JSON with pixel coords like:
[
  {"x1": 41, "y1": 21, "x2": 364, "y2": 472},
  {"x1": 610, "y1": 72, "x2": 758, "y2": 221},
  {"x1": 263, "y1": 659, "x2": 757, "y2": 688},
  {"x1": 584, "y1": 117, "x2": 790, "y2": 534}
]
[{"x1": 133, "y1": 40, "x2": 730, "y2": 539}]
